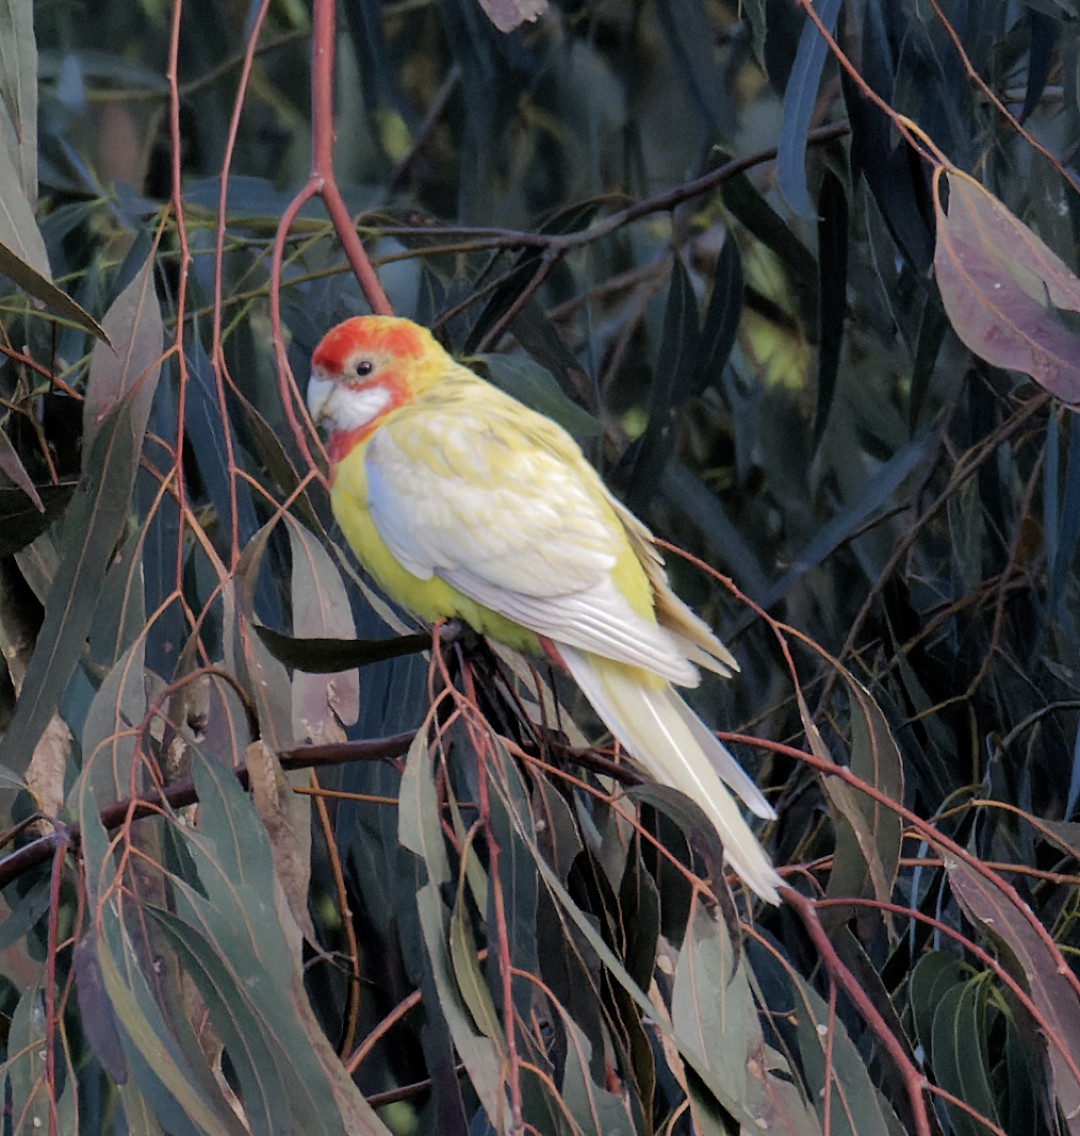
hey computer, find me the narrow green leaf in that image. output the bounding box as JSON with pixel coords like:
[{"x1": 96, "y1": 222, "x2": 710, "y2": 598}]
[
  {"x1": 0, "y1": 144, "x2": 106, "y2": 341},
  {"x1": 0, "y1": 0, "x2": 37, "y2": 202},
  {"x1": 450, "y1": 844, "x2": 505, "y2": 1044},
  {"x1": 630, "y1": 257, "x2": 701, "y2": 502},
  {"x1": 254, "y1": 624, "x2": 429, "y2": 672},
  {"x1": 796, "y1": 977, "x2": 904, "y2": 1136},
  {"x1": 560, "y1": 1014, "x2": 638, "y2": 1135},
  {"x1": 416, "y1": 880, "x2": 509, "y2": 1128},
  {"x1": 0, "y1": 876, "x2": 49, "y2": 949},
  {"x1": 398, "y1": 729, "x2": 452, "y2": 887},
  {"x1": 948, "y1": 860, "x2": 1080, "y2": 1132},
  {"x1": 671, "y1": 895, "x2": 771, "y2": 1123},
  {"x1": 908, "y1": 293, "x2": 948, "y2": 431},
  {"x1": 695, "y1": 237, "x2": 744, "y2": 396},
  {"x1": 83, "y1": 255, "x2": 164, "y2": 463},
  {"x1": 779, "y1": 0, "x2": 843, "y2": 220},
  {"x1": 0, "y1": 391, "x2": 158, "y2": 780},
  {"x1": 823, "y1": 678, "x2": 904, "y2": 914},
  {"x1": 87, "y1": 530, "x2": 147, "y2": 668},
  {"x1": 77, "y1": 637, "x2": 147, "y2": 809},
  {"x1": 654, "y1": 0, "x2": 732, "y2": 135},
  {"x1": 5, "y1": 986, "x2": 48, "y2": 1134},
  {"x1": 814, "y1": 169, "x2": 848, "y2": 446},
  {"x1": 0, "y1": 424, "x2": 43, "y2": 511},
  {"x1": 930, "y1": 980, "x2": 1001, "y2": 1136}
]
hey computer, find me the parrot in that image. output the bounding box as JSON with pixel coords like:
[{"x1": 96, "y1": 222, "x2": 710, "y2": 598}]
[{"x1": 306, "y1": 315, "x2": 782, "y2": 903}]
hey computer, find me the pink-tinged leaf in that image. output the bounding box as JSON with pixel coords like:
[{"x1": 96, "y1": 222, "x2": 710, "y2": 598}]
[
  {"x1": 83, "y1": 256, "x2": 164, "y2": 462},
  {"x1": 948, "y1": 860, "x2": 1080, "y2": 1134},
  {"x1": 0, "y1": 424, "x2": 43, "y2": 511},
  {"x1": 476, "y1": 0, "x2": 546, "y2": 33},
  {"x1": 934, "y1": 167, "x2": 1080, "y2": 405}
]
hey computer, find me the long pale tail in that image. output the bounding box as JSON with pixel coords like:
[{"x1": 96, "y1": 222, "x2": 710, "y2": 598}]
[{"x1": 561, "y1": 647, "x2": 782, "y2": 904}]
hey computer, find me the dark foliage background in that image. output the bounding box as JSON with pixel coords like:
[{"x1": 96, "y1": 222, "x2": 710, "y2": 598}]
[{"x1": 1, "y1": 1, "x2": 1078, "y2": 1133}]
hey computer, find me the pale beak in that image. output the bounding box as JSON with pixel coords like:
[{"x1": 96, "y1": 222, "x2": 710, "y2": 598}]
[{"x1": 307, "y1": 370, "x2": 336, "y2": 427}]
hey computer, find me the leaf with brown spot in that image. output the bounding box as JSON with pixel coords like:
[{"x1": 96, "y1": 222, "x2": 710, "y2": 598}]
[{"x1": 246, "y1": 739, "x2": 317, "y2": 951}]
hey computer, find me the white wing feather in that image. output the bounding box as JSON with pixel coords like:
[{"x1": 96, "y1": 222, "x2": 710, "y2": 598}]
[
  {"x1": 562, "y1": 646, "x2": 781, "y2": 904},
  {"x1": 366, "y1": 412, "x2": 698, "y2": 683}
]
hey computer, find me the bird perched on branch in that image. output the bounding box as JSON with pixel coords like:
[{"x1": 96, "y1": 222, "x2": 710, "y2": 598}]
[{"x1": 307, "y1": 315, "x2": 781, "y2": 903}]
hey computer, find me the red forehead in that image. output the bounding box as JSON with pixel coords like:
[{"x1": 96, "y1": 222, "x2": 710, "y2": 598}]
[{"x1": 312, "y1": 316, "x2": 428, "y2": 370}]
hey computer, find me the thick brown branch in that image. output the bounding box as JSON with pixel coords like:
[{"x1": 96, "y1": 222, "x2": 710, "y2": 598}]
[{"x1": 0, "y1": 731, "x2": 415, "y2": 889}]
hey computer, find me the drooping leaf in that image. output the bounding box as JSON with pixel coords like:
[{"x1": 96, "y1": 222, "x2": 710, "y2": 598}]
[
  {"x1": 0, "y1": 423, "x2": 43, "y2": 511},
  {"x1": 1022, "y1": 11, "x2": 1058, "y2": 122},
  {"x1": 5, "y1": 985, "x2": 50, "y2": 1134},
  {"x1": 76, "y1": 788, "x2": 247, "y2": 1136},
  {"x1": 654, "y1": 0, "x2": 733, "y2": 136},
  {"x1": 814, "y1": 168, "x2": 848, "y2": 445},
  {"x1": 823, "y1": 677, "x2": 904, "y2": 916},
  {"x1": 83, "y1": 256, "x2": 164, "y2": 461},
  {"x1": 695, "y1": 236, "x2": 744, "y2": 396},
  {"x1": 795, "y1": 975, "x2": 904, "y2": 1136},
  {"x1": 254, "y1": 624, "x2": 429, "y2": 672},
  {"x1": 0, "y1": 483, "x2": 75, "y2": 558},
  {"x1": 0, "y1": 361, "x2": 161, "y2": 780},
  {"x1": 948, "y1": 860, "x2": 1080, "y2": 1134},
  {"x1": 778, "y1": 0, "x2": 843, "y2": 220},
  {"x1": 0, "y1": 0, "x2": 38, "y2": 203},
  {"x1": 629, "y1": 257, "x2": 701, "y2": 502},
  {"x1": 286, "y1": 517, "x2": 360, "y2": 738},
  {"x1": 934, "y1": 166, "x2": 1080, "y2": 404}
]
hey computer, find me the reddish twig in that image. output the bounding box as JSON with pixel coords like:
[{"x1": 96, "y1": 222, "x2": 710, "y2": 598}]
[
  {"x1": 270, "y1": 0, "x2": 391, "y2": 480},
  {"x1": 782, "y1": 886, "x2": 932, "y2": 1136}
]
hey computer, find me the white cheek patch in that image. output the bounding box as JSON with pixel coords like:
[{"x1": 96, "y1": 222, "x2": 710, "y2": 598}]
[{"x1": 311, "y1": 379, "x2": 393, "y2": 432}]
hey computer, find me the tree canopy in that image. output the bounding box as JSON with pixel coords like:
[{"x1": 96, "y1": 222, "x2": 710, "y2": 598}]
[{"x1": 1, "y1": 1, "x2": 1079, "y2": 1134}]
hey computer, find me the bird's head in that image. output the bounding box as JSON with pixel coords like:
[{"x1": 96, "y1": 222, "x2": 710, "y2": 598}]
[{"x1": 307, "y1": 316, "x2": 442, "y2": 447}]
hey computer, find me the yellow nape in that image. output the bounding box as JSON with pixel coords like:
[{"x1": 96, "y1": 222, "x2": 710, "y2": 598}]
[{"x1": 330, "y1": 435, "x2": 545, "y2": 654}]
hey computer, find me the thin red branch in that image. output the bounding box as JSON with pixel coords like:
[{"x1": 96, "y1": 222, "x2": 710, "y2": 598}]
[
  {"x1": 781, "y1": 886, "x2": 932, "y2": 1136},
  {"x1": 166, "y1": 0, "x2": 194, "y2": 589},
  {"x1": 454, "y1": 656, "x2": 524, "y2": 1130},
  {"x1": 270, "y1": 0, "x2": 391, "y2": 487},
  {"x1": 209, "y1": 0, "x2": 273, "y2": 565}
]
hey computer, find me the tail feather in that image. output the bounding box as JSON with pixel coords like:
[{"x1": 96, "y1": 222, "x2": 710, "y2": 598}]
[{"x1": 561, "y1": 647, "x2": 781, "y2": 904}]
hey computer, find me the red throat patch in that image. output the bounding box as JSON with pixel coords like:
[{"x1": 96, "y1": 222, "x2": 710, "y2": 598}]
[{"x1": 324, "y1": 373, "x2": 410, "y2": 470}]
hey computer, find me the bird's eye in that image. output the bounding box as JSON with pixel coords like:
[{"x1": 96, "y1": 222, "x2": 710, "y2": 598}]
[{"x1": 353, "y1": 359, "x2": 374, "y2": 378}]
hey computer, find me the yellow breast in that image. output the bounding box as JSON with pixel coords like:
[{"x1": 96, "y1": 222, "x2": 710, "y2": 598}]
[{"x1": 330, "y1": 436, "x2": 547, "y2": 654}]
